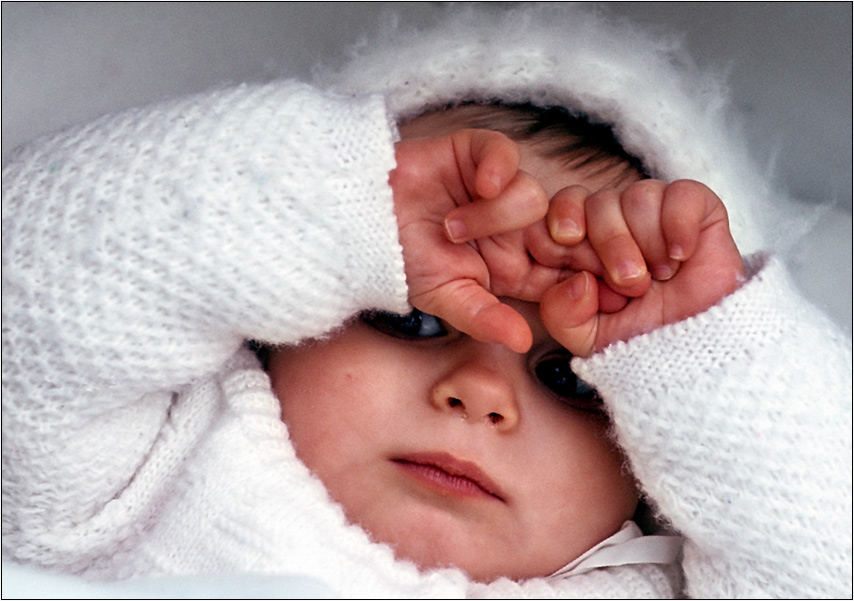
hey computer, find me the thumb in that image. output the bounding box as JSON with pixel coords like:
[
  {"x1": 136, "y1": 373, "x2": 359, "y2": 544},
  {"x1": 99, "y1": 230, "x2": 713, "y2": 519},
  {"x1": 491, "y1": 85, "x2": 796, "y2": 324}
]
[
  {"x1": 540, "y1": 271, "x2": 600, "y2": 357},
  {"x1": 412, "y1": 280, "x2": 533, "y2": 353}
]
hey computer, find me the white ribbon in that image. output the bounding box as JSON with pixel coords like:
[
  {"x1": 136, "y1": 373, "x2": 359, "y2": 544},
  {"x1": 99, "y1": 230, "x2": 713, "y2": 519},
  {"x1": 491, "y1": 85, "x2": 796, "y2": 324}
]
[{"x1": 549, "y1": 520, "x2": 682, "y2": 578}]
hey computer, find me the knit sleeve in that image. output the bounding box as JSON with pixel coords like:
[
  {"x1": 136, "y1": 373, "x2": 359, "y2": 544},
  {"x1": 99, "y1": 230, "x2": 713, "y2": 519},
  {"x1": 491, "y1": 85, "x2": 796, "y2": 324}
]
[
  {"x1": 1, "y1": 82, "x2": 408, "y2": 565},
  {"x1": 572, "y1": 255, "x2": 852, "y2": 598},
  {"x1": 2, "y1": 82, "x2": 407, "y2": 398}
]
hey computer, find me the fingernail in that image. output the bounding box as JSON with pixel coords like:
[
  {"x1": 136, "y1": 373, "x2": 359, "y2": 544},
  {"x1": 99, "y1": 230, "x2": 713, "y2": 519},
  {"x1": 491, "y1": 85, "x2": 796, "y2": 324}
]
[
  {"x1": 669, "y1": 244, "x2": 685, "y2": 261},
  {"x1": 444, "y1": 218, "x2": 467, "y2": 243},
  {"x1": 615, "y1": 260, "x2": 645, "y2": 283},
  {"x1": 567, "y1": 272, "x2": 588, "y2": 300},
  {"x1": 488, "y1": 173, "x2": 503, "y2": 194},
  {"x1": 651, "y1": 264, "x2": 675, "y2": 281},
  {"x1": 551, "y1": 218, "x2": 583, "y2": 242}
]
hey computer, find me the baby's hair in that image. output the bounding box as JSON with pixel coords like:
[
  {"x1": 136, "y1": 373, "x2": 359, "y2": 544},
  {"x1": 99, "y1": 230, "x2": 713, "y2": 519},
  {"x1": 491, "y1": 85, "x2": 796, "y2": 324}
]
[{"x1": 408, "y1": 102, "x2": 648, "y2": 186}]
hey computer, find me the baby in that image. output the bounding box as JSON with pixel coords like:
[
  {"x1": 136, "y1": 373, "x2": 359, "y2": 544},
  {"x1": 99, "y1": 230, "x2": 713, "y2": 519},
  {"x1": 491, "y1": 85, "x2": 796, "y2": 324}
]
[
  {"x1": 3, "y1": 5, "x2": 849, "y2": 598},
  {"x1": 266, "y1": 103, "x2": 741, "y2": 582}
]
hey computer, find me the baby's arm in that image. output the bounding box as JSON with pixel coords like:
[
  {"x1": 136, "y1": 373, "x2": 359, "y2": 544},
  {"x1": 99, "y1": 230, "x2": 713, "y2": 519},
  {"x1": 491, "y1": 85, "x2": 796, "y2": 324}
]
[
  {"x1": 2, "y1": 82, "x2": 410, "y2": 567},
  {"x1": 542, "y1": 181, "x2": 851, "y2": 597},
  {"x1": 2, "y1": 89, "x2": 549, "y2": 571}
]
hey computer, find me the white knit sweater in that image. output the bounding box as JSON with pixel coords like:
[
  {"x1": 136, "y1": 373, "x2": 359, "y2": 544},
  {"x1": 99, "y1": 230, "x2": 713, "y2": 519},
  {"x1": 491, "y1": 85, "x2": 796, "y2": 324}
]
[
  {"x1": 2, "y1": 78, "x2": 850, "y2": 599},
  {"x1": 3, "y1": 6, "x2": 852, "y2": 595}
]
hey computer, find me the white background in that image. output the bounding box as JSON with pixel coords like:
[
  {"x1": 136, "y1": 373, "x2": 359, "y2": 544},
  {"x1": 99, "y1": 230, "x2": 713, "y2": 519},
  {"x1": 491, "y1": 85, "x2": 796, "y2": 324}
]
[{"x1": 2, "y1": 2, "x2": 851, "y2": 329}]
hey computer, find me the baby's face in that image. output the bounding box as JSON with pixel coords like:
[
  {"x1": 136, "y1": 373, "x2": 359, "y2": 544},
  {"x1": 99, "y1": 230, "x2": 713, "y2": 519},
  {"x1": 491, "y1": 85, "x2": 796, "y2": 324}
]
[
  {"x1": 268, "y1": 113, "x2": 642, "y2": 582},
  {"x1": 269, "y1": 300, "x2": 637, "y2": 581}
]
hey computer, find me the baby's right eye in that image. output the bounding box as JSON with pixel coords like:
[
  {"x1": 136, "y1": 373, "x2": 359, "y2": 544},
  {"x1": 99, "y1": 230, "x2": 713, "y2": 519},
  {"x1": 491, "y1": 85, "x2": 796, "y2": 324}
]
[{"x1": 360, "y1": 309, "x2": 449, "y2": 340}]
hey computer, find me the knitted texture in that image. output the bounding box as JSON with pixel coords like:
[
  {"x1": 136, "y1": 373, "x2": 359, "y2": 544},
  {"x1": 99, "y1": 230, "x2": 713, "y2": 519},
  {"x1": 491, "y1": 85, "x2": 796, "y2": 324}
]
[
  {"x1": 3, "y1": 6, "x2": 852, "y2": 598},
  {"x1": 1, "y1": 81, "x2": 407, "y2": 573},
  {"x1": 1, "y1": 78, "x2": 680, "y2": 597},
  {"x1": 320, "y1": 4, "x2": 784, "y2": 256},
  {"x1": 574, "y1": 256, "x2": 852, "y2": 598}
]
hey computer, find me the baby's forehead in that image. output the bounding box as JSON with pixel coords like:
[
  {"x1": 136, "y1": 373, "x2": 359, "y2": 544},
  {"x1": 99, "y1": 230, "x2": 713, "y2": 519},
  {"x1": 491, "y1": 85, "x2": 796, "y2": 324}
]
[{"x1": 398, "y1": 105, "x2": 488, "y2": 139}]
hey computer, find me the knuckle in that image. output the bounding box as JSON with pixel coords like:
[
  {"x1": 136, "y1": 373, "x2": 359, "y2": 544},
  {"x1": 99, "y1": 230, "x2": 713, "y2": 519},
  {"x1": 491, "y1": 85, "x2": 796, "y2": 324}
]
[
  {"x1": 666, "y1": 179, "x2": 709, "y2": 203},
  {"x1": 669, "y1": 178, "x2": 706, "y2": 191},
  {"x1": 595, "y1": 230, "x2": 636, "y2": 254},
  {"x1": 509, "y1": 176, "x2": 548, "y2": 218},
  {"x1": 621, "y1": 179, "x2": 666, "y2": 212},
  {"x1": 551, "y1": 189, "x2": 585, "y2": 216},
  {"x1": 584, "y1": 188, "x2": 617, "y2": 212},
  {"x1": 529, "y1": 184, "x2": 549, "y2": 214}
]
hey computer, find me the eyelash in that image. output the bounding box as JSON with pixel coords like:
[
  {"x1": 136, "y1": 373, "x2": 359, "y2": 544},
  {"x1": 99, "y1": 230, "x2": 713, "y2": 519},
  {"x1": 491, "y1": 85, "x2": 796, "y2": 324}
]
[
  {"x1": 360, "y1": 309, "x2": 449, "y2": 340},
  {"x1": 361, "y1": 309, "x2": 603, "y2": 413}
]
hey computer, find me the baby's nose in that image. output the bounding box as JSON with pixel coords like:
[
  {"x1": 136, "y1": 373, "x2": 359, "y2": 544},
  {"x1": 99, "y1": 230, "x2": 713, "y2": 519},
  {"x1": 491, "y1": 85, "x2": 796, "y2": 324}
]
[{"x1": 431, "y1": 357, "x2": 520, "y2": 431}]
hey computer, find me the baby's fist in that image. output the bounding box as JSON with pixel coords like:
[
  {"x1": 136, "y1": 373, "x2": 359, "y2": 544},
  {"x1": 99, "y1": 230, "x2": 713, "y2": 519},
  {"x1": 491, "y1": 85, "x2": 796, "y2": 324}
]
[{"x1": 541, "y1": 179, "x2": 745, "y2": 356}]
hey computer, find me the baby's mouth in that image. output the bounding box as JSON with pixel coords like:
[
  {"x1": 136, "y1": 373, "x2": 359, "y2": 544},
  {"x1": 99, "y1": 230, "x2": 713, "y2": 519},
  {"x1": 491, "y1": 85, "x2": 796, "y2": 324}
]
[{"x1": 391, "y1": 452, "x2": 506, "y2": 502}]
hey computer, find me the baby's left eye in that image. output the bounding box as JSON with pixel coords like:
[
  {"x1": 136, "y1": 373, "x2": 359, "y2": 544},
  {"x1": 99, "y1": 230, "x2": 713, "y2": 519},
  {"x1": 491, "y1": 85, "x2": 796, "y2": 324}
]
[
  {"x1": 360, "y1": 309, "x2": 448, "y2": 340},
  {"x1": 534, "y1": 352, "x2": 603, "y2": 413}
]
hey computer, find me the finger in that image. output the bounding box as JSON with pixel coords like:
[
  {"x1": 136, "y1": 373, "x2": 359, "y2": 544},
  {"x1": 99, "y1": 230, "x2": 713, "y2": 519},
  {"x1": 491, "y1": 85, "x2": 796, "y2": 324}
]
[
  {"x1": 528, "y1": 232, "x2": 607, "y2": 275},
  {"x1": 480, "y1": 240, "x2": 566, "y2": 301},
  {"x1": 412, "y1": 280, "x2": 533, "y2": 353},
  {"x1": 661, "y1": 179, "x2": 718, "y2": 261},
  {"x1": 526, "y1": 186, "x2": 590, "y2": 271},
  {"x1": 526, "y1": 217, "x2": 606, "y2": 276},
  {"x1": 455, "y1": 129, "x2": 522, "y2": 200},
  {"x1": 619, "y1": 180, "x2": 681, "y2": 282},
  {"x1": 585, "y1": 188, "x2": 650, "y2": 295},
  {"x1": 597, "y1": 278, "x2": 629, "y2": 314},
  {"x1": 547, "y1": 186, "x2": 588, "y2": 245},
  {"x1": 524, "y1": 220, "x2": 571, "y2": 268},
  {"x1": 540, "y1": 271, "x2": 600, "y2": 357},
  {"x1": 444, "y1": 171, "x2": 548, "y2": 243}
]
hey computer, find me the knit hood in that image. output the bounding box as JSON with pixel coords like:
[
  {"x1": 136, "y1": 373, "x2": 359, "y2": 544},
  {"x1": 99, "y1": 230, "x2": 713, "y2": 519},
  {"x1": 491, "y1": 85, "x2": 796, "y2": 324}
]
[{"x1": 318, "y1": 3, "x2": 780, "y2": 255}]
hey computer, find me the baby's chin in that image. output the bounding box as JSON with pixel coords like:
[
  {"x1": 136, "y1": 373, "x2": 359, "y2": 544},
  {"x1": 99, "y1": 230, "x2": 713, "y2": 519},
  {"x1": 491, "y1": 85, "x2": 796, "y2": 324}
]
[
  {"x1": 394, "y1": 543, "x2": 567, "y2": 584},
  {"x1": 358, "y1": 513, "x2": 572, "y2": 583}
]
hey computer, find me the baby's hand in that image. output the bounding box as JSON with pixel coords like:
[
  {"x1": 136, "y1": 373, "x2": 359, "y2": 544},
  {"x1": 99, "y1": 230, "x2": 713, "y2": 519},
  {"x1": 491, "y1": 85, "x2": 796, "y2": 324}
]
[
  {"x1": 391, "y1": 130, "x2": 551, "y2": 353},
  {"x1": 540, "y1": 180, "x2": 745, "y2": 356}
]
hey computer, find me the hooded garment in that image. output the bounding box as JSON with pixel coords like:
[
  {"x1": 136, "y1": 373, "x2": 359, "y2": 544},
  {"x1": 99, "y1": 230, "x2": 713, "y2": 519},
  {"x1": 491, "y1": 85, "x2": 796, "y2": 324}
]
[
  {"x1": 2, "y1": 4, "x2": 850, "y2": 599},
  {"x1": 319, "y1": 4, "x2": 779, "y2": 256}
]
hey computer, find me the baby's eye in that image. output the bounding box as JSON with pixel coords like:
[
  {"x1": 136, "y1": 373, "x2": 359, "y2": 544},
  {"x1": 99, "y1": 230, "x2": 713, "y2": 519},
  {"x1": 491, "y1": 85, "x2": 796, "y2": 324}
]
[
  {"x1": 361, "y1": 309, "x2": 449, "y2": 340},
  {"x1": 534, "y1": 352, "x2": 604, "y2": 413}
]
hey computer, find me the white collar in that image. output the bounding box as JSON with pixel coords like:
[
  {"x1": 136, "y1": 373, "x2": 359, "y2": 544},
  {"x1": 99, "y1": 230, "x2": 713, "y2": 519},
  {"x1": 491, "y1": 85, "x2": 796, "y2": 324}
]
[{"x1": 549, "y1": 520, "x2": 681, "y2": 578}]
